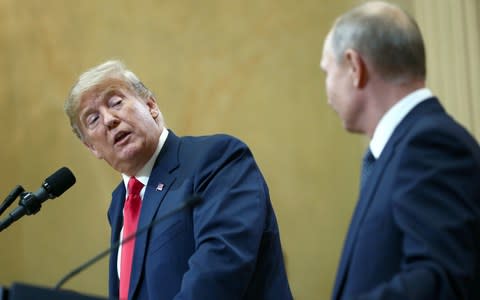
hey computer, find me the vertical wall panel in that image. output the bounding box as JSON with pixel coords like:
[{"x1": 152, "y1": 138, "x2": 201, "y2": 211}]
[{"x1": 414, "y1": 0, "x2": 480, "y2": 139}]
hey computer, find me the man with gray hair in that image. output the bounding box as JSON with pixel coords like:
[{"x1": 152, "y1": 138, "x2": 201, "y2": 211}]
[
  {"x1": 65, "y1": 60, "x2": 293, "y2": 300},
  {"x1": 320, "y1": 1, "x2": 480, "y2": 299}
]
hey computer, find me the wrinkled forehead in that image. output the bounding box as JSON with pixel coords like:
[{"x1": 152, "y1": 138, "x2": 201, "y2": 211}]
[
  {"x1": 324, "y1": 30, "x2": 336, "y2": 55},
  {"x1": 320, "y1": 32, "x2": 335, "y2": 67},
  {"x1": 78, "y1": 78, "x2": 134, "y2": 105}
]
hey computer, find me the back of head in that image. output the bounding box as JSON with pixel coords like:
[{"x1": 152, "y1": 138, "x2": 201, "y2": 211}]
[
  {"x1": 64, "y1": 60, "x2": 153, "y2": 139},
  {"x1": 331, "y1": 1, "x2": 425, "y2": 85}
]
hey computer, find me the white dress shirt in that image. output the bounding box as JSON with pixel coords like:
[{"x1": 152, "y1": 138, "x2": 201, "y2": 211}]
[{"x1": 369, "y1": 88, "x2": 434, "y2": 159}]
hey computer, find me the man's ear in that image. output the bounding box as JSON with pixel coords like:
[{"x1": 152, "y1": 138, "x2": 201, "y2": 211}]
[
  {"x1": 83, "y1": 141, "x2": 103, "y2": 159},
  {"x1": 147, "y1": 96, "x2": 160, "y2": 119},
  {"x1": 344, "y1": 49, "x2": 367, "y2": 88}
]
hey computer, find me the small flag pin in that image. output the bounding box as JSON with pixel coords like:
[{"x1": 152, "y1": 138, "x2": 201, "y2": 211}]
[{"x1": 156, "y1": 183, "x2": 165, "y2": 191}]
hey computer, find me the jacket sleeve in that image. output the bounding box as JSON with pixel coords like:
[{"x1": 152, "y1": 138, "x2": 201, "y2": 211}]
[{"x1": 173, "y1": 137, "x2": 269, "y2": 300}]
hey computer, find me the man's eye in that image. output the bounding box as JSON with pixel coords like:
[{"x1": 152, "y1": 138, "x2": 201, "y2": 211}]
[
  {"x1": 110, "y1": 96, "x2": 123, "y2": 107},
  {"x1": 86, "y1": 114, "x2": 99, "y2": 127}
]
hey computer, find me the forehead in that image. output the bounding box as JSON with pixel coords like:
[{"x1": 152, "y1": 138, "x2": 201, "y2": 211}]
[
  {"x1": 78, "y1": 80, "x2": 132, "y2": 107},
  {"x1": 320, "y1": 34, "x2": 335, "y2": 69},
  {"x1": 324, "y1": 31, "x2": 336, "y2": 54}
]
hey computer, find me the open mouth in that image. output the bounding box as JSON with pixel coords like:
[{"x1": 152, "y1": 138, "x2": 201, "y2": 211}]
[{"x1": 114, "y1": 131, "x2": 130, "y2": 145}]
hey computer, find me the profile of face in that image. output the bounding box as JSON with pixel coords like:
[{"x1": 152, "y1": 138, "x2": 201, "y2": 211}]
[
  {"x1": 320, "y1": 32, "x2": 363, "y2": 133},
  {"x1": 76, "y1": 80, "x2": 162, "y2": 175}
]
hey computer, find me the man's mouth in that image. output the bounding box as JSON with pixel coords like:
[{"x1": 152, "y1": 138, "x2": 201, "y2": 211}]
[{"x1": 114, "y1": 131, "x2": 130, "y2": 145}]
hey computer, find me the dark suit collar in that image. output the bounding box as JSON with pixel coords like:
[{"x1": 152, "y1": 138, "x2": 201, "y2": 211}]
[
  {"x1": 332, "y1": 97, "x2": 444, "y2": 299},
  {"x1": 370, "y1": 97, "x2": 443, "y2": 158},
  {"x1": 380, "y1": 97, "x2": 444, "y2": 155}
]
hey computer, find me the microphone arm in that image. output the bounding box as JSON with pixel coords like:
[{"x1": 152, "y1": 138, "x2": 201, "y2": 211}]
[
  {"x1": 0, "y1": 185, "x2": 25, "y2": 216},
  {"x1": 0, "y1": 191, "x2": 51, "y2": 232},
  {"x1": 54, "y1": 195, "x2": 202, "y2": 290},
  {"x1": 0, "y1": 191, "x2": 42, "y2": 232}
]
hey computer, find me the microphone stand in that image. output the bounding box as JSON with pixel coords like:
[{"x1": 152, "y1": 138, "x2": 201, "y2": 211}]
[
  {"x1": 54, "y1": 195, "x2": 201, "y2": 290},
  {"x1": 0, "y1": 189, "x2": 44, "y2": 233}
]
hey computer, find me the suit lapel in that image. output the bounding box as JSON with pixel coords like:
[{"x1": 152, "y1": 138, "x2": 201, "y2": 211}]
[
  {"x1": 332, "y1": 98, "x2": 444, "y2": 299},
  {"x1": 332, "y1": 145, "x2": 395, "y2": 299},
  {"x1": 108, "y1": 183, "x2": 127, "y2": 296},
  {"x1": 110, "y1": 184, "x2": 126, "y2": 246},
  {"x1": 129, "y1": 130, "x2": 181, "y2": 299}
]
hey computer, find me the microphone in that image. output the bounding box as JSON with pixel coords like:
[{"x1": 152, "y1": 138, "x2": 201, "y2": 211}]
[
  {"x1": 54, "y1": 195, "x2": 201, "y2": 290},
  {"x1": 0, "y1": 167, "x2": 76, "y2": 232}
]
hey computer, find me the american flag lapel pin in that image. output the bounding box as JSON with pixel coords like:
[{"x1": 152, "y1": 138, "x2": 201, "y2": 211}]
[{"x1": 156, "y1": 182, "x2": 165, "y2": 191}]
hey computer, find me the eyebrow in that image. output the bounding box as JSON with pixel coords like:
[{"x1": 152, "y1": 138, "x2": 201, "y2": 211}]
[{"x1": 98, "y1": 86, "x2": 124, "y2": 102}]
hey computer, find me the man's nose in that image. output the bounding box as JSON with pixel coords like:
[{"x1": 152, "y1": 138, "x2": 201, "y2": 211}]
[{"x1": 103, "y1": 110, "x2": 120, "y2": 129}]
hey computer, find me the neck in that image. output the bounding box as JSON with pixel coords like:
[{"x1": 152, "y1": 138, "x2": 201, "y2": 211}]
[{"x1": 363, "y1": 79, "x2": 425, "y2": 138}]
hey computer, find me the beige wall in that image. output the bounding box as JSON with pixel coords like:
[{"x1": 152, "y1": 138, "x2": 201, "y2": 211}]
[
  {"x1": 2, "y1": 1, "x2": 477, "y2": 300},
  {"x1": 0, "y1": 2, "x2": 362, "y2": 299},
  {"x1": 414, "y1": 0, "x2": 480, "y2": 139}
]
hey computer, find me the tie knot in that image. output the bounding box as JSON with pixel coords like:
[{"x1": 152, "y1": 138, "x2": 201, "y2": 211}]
[
  {"x1": 363, "y1": 149, "x2": 375, "y2": 167},
  {"x1": 128, "y1": 176, "x2": 144, "y2": 195},
  {"x1": 360, "y1": 148, "x2": 376, "y2": 189}
]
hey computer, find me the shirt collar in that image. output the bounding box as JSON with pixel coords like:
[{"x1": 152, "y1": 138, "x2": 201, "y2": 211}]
[
  {"x1": 370, "y1": 88, "x2": 433, "y2": 158},
  {"x1": 122, "y1": 128, "x2": 169, "y2": 189}
]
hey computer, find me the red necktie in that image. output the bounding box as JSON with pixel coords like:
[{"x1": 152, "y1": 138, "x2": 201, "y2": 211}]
[{"x1": 120, "y1": 176, "x2": 144, "y2": 300}]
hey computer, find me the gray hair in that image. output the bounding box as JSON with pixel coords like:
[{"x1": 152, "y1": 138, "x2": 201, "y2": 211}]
[
  {"x1": 331, "y1": 1, "x2": 426, "y2": 84},
  {"x1": 64, "y1": 60, "x2": 155, "y2": 139}
]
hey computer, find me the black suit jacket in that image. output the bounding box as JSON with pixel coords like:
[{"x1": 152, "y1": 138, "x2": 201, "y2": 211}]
[
  {"x1": 108, "y1": 131, "x2": 293, "y2": 300},
  {"x1": 333, "y1": 98, "x2": 480, "y2": 299}
]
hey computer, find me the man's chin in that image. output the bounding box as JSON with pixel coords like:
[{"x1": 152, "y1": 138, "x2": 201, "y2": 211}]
[
  {"x1": 107, "y1": 151, "x2": 140, "y2": 173},
  {"x1": 344, "y1": 124, "x2": 363, "y2": 135}
]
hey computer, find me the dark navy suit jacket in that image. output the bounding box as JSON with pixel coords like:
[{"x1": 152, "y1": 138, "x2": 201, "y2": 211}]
[
  {"x1": 333, "y1": 98, "x2": 480, "y2": 300},
  {"x1": 107, "y1": 131, "x2": 293, "y2": 300}
]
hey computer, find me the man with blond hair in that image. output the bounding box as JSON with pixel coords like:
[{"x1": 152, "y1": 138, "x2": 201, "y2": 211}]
[{"x1": 65, "y1": 60, "x2": 293, "y2": 300}]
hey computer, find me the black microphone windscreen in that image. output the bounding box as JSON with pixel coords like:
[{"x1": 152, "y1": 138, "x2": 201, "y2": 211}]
[{"x1": 44, "y1": 167, "x2": 76, "y2": 197}]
